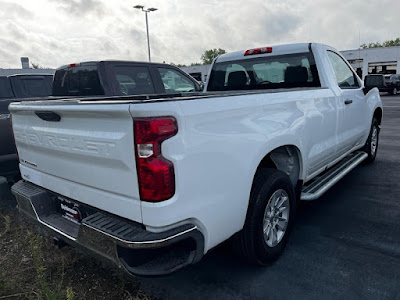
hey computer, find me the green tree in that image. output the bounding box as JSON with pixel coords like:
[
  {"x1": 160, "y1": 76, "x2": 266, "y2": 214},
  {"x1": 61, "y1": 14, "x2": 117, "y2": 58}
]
[
  {"x1": 169, "y1": 62, "x2": 187, "y2": 67},
  {"x1": 361, "y1": 37, "x2": 400, "y2": 49},
  {"x1": 201, "y1": 48, "x2": 226, "y2": 65},
  {"x1": 31, "y1": 62, "x2": 49, "y2": 69},
  {"x1": 169, "y1": 62, "x2": 202, "y2": 67},
  {"x1": 382, "y1": 38, "x2": 400, "y2": 47},
  {"x1": 31, "y1": 62, "x2": 41, "y2": 69}
]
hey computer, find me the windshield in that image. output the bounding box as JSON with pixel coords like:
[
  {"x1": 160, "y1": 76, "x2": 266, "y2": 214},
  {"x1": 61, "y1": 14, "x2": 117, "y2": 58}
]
[{"x1": 207, "y1": 52, "x2": 320, "y2": 91}]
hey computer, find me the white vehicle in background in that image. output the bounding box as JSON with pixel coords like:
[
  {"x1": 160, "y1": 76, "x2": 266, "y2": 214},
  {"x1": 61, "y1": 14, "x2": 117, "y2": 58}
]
[{"x1": 10, "y1": 43, "x2": 382, "y2": 276}]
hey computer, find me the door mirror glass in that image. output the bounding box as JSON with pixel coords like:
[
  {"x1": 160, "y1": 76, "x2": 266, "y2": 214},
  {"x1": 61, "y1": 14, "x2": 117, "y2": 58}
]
[{"x1": 364, "y1": 75, "x2": 384, "y2": 94}]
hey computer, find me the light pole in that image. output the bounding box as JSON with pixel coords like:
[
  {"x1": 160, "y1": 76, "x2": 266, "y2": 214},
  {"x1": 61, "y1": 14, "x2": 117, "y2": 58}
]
[{"x1": 134, "y1": 5, "x2": 158, "y2": 62}]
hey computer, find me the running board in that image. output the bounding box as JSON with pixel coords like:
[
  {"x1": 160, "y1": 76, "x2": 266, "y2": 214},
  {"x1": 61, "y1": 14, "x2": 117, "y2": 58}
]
[{"x1": 301, "y1": 151, "x2": 368, "y2": 201}]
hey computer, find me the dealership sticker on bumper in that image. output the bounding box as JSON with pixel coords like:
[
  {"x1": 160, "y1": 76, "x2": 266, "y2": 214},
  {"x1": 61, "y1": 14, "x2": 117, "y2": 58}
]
[{"x1": 60, "y1": 197, "x2": 82, "y2": 224}]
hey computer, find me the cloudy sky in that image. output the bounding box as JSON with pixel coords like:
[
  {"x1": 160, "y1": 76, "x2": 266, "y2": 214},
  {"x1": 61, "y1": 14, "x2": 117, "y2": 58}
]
[{"x1": 0, "y1": 0, "x2": 399, "y2": 69}]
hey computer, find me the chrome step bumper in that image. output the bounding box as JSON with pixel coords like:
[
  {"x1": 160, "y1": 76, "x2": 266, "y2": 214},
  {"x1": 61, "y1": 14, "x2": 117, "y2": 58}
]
[
  {"x1": 301, "y1": 151, "x2": 368, "y2": 201},
  {"x1": 11, "y1": 180, "x2": 204, "y2": 276}
]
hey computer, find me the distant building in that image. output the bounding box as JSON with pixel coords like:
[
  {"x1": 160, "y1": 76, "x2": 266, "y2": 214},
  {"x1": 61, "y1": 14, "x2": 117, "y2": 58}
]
[
  {"x1": 341, "y1": 46, "x2": 400, "y2": 78},
  {"x1": 180, "y1": 65, "x2": 210, "y2": 83},
  {"x1": 0, "y1": 68, "x2": 55, "y2": 76}
]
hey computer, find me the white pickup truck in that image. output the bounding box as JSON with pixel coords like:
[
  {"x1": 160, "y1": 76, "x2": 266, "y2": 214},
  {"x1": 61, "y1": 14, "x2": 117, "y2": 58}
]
[{"x1": 10, "y1": 43, "x2": 382, "y2": 276}]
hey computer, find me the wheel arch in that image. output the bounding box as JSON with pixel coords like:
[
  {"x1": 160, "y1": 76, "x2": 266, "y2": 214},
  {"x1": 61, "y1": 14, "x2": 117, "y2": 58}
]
[
  {"x1": 254, "y1": 145, "x2": 303, "y2": 189},
  {"x1": 373, "y1": 107, "x2": 383, "y2": 125}
]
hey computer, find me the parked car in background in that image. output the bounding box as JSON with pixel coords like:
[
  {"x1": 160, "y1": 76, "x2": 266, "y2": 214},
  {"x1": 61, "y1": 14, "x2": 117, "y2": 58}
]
[
  {"x1": 383, "y1": 74, "x2": 400, "y2": 94},
  {"x1": 52, "y1": 61, "x2": 202, "y2": 97},
  {"x1": 0, "y1": 74, "x2": 53, "y2": 181},
  {"x1": 10, "y1": 43, "x2": 382, "y2": 276},
  {"x1": 0, "y1": 76, "x2": 15, "y2": 100},
  {"x1": 364, "y1": 74, "x2": 400, "y2": 95},
  {"x1": 9, "y1": 74, "x2": 53, "y2": 98},
  {"x1": 0, "y1": 74, "x2": 53, "y2": 101}
]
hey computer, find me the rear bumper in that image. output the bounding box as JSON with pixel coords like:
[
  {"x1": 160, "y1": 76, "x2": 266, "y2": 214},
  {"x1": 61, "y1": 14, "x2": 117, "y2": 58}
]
[{"x1": 11, "y1": 180, "x2": 204, "y2": 276}]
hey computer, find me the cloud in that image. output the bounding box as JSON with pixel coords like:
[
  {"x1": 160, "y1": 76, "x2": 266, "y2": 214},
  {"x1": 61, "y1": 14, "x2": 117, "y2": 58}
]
[
  {"x1": 0, "y1": 0, "x2": 399, "y2": 68},
  {"x1": 55, "y1": 0, "x2": 105, "y2": 17},
  {"x1": 0, "y1": 1, "x2": 32, "y2": 19}
]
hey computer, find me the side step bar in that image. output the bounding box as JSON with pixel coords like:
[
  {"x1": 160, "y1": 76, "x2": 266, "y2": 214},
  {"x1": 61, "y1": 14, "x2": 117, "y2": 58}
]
[{"x1": 301, "y1": 151, "x2": 368, "y2": 201}]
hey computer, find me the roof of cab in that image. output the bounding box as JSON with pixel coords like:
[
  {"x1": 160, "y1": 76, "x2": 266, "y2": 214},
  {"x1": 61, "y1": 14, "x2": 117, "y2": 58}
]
[
  {"x1": 215, "y1": 43, "x2": 314, "y2": 63},
  {"x1": 55, "y1": 60, "x2": 177, "y2": 71},
  {"x1": 7, "y1": 74, "x2": 53, "y2": 78}
]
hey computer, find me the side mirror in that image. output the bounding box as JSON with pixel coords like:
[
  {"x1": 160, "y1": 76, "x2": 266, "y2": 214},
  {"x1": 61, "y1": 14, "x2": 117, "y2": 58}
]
[
  {"x1": 198, "y1": 82, "x2": 205, "y2": 92},
  {"x1": 363, "y1": 75, "x2": 384, "y2": 95}
]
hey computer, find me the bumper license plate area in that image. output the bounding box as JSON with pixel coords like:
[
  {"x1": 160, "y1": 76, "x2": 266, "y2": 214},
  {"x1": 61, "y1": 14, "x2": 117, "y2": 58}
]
[{"x1": 59, "y1": 197, "x2": 82, "y2": 224}]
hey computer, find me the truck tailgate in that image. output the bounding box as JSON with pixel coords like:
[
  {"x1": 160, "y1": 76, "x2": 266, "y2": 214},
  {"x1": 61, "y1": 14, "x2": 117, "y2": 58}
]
[{"x1": 10, "y1": 102, "x2": 142, "y2": 223}]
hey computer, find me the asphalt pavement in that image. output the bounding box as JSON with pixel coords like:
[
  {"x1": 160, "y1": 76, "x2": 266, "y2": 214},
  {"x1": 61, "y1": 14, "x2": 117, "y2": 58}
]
[{"x1": 140, "y1": 95, "x2": 400, "y2": 300}]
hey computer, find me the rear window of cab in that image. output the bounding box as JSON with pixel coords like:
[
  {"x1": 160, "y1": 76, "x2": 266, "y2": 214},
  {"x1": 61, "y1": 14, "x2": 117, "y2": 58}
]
[
  {"x1": 52, "y1": 65, "x2": 105, "y2": 96},
  {"x1": 207, "y1": 52, "x2": 320, "y2": 91}
]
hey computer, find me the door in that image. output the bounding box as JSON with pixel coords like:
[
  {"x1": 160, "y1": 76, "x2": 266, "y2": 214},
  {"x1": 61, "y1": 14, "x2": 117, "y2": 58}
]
[{"x1": 326, "y1": 51, "x2": 369, "y2": 155}]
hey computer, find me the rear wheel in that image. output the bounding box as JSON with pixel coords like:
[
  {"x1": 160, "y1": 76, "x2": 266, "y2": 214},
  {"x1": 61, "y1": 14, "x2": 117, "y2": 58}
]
[
  {"x1": 392, "y1": 88, "x2": 398, "y2": 95},
  {"x1": 363, "y1": 118, "x2": 380, "y2": 163},
  {"x1": 234, "y1": 169, "x2": 296, "y2": 265}
]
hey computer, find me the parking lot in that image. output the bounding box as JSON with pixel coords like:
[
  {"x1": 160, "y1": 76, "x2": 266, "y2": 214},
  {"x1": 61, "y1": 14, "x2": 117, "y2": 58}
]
[{"x1": 139, "y1": 95, "x2": 400, "y2": 299}]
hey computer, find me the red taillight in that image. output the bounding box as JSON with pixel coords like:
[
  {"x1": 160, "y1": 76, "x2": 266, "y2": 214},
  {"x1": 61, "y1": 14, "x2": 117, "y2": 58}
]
[
  {"x1": 134, "y1": 117, "x2": 178, "y2": 202},
  {"x1": 244, "y1": 47, "x2": 272, "y2": 56},
  {"x1": 69, "y1": 63, "x2": 77, "y2": 67}
]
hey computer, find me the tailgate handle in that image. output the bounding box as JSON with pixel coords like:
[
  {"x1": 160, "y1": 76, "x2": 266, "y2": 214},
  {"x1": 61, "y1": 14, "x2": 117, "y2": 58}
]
[{"x1": 35, "y1": 111, "x2": 61, "y2": 122}]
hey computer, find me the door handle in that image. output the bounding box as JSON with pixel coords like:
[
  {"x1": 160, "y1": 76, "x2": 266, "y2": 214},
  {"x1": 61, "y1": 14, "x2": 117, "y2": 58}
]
[
  {"x1": 344, "y1": 99, "x2": 353, "y2": 105},
  {"x1": 35, "y1": 111, "x2": 61, "y2": 122}
]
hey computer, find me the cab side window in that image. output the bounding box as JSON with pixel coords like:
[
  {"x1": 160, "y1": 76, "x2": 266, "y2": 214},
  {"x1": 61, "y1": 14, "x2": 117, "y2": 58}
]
[
  {"x1": 158, "y1": 68, "x2": 196, "y2": 93},
  {"x1": 327, "y1": 51, "x2": 360, "y2": 89},
  {"x1": 113, "y1": 66, "x2": 155, "y2": 95}
]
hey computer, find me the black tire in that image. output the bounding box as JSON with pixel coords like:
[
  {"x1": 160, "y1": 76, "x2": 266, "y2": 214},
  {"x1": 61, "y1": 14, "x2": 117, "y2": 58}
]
[
  {"x1": 363, "y1": 118, "x2": 380, "y2": 163},
  {"x1": 234, "y1": 168, "x2": 296, "y2": 265}
]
